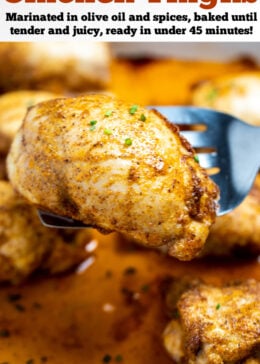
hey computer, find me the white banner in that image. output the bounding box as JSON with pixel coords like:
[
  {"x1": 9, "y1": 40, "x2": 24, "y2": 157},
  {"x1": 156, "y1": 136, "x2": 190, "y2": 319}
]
[{"x1": 1, "y1": 0, "x2": 260, "y2": 41}]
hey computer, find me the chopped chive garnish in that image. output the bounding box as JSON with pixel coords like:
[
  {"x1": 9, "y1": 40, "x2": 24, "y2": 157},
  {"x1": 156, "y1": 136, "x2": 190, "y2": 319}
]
[
  {"x1": 170, "y1": 309, "x2": 180, "y2": 319},
  {"x1": 26, "y1": 360, "x2": 34, "y2": 364},
  {"x1": 89, "y1": 120, "x2": 97, "y2": 131},
  {"x1": 125, "y1": 138, "x2": 132, "y2": 146},
  {"x1": 129, "y1": 105, "x2": 138, "y2": 115},
  {"x1": 141, "y1": 284, "x2": 150, "y2": 293},
  {"x1": 216, "y1": 303, "x2": 221, "y2": 310},
  {"x1": 105, "y1": 110, "x2": 113, "y2": 117},
  {"x1": 115, "y1": 354, "x2": 123, "y2": 362},
  {"x1": 103, "y1": 354, "x2": 112, "y2": 363},
  {"x1": 140, "y1": 113, "x2": 146, "y2": 122},
  {"x1": 207, "y1": 87, "x2": 218, "y2": 102},
  {"x1": 104, "y1": 129, "x2": 112, "y2": 135},
  {"x1": 194, "y1": 155, "x2": 199, "y2": 163}
]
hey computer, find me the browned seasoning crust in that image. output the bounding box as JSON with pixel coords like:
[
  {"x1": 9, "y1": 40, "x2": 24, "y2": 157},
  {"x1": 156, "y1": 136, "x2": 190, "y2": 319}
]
[
  {"x1": 0, "y1": 155, "x2": 7, "y2": 180},
  {"x1": 163, "y1": 279, "x2": 260, "y2": 363},
  {"x1": 7, "y1": 94, "x2": 218, "y2": 261}
]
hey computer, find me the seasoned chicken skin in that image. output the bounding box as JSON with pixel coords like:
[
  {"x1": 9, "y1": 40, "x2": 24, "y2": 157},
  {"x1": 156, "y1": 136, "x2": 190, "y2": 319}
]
[
  {"x1": 0, "y1": 181, "x2": 92, "y2": 284},
  {"x1": 0, "y1": 90, "x2": 59, "y2": 155},
  {"x1": 163, "y1": 280, "x2": 260, "y2": 363},
  {"x1": 7, "y1": 94, "x2": 218, "y2": 260}
]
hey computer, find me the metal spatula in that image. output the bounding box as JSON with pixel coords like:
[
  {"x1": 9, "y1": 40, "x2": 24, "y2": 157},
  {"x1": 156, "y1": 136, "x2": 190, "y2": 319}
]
[{"x1": 38, "y1": 106, "x2": 260, "y2": 228}]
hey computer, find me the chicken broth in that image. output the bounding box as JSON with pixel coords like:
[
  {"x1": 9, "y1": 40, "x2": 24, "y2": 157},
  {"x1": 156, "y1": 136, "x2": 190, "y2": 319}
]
[{"x1": 0, "y1": 56, "x2": 259, "y2": 363}]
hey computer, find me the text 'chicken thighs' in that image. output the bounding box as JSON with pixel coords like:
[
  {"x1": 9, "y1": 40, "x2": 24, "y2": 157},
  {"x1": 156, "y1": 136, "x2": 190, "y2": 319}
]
[{"x1": 7, "y1": 94, "x2": 218, "y2": 260}]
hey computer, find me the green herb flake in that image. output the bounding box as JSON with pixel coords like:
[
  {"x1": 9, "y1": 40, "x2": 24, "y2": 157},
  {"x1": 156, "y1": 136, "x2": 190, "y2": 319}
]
[
  {"x1": 105, "y1": 110, "x2": 113, "y2": 117},
  {"x1": 207, "y1": 87, "x2": 218, "y2": 102},
  {"x1": 104, "y1": 129, "x2": 112, "y2": 135},
  {"x1": 216, "y1": 303, "x2": 221, "y2": 310},
  {"x1": 170, "y1": 309, "x2": 180, "y2": 319},
  {"x1": 129, "y1": 105, "x2": 138, "y2": 115},
  {"x1": 115, "y1": 354, "x2": 123, "y2": 362},
  {"x1": 89, "y1": 120, "x2": 97, "y2": 131},
  {"x1": 0, "y1": 329, "x2": 10, "y2": 338},
  {"x1": 141, "y1": 284, "x2": 150, "y2": 293},
  {"x1": 140, "y1": 113, "x2": 146, "y2": 122},
  {"x1": 102, "y1": 354, "x2": 112, "y2": 363},
  {"x1": 124, "y1": 138, "x2": 132, "y2": 146},
  {"x1": 194, "y1": 155, "x2": 199, "y2": 163}
]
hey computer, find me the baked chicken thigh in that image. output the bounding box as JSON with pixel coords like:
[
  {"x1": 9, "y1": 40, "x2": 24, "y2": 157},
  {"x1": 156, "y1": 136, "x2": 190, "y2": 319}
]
[
  {"x1": 163, "y1": 280, "x2": 260, "y2": 363},
  {"x1": 202, "y1": 174, "x2": 260, "y2": 257},
  {"x1": 0, "y1": 181, "x2": 92, "y2": 283},
  {"x1": 192, "y1": 71, "x2": 260, "y2": 126},
  {"x1": 7, "y1": 94, "x2": 218, "y2": 260}
]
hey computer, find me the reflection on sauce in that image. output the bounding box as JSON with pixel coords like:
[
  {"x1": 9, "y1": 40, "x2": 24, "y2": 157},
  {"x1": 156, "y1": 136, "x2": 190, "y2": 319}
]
[{"x1": 0, "y1": 56, "x2": 259, "y2": 363}]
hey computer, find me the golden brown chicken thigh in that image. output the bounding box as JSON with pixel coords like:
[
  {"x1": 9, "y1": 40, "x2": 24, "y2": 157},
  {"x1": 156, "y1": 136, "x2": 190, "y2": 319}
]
[
  {"x1": 0, "y1": 181, "x2": 92, "y2": 284},
  {"x1": 163, "y1": 280, "x2": 260, "y2": 363},
  {"x1": 192, "y1": 71, "x2": 260, "y2": 126},
  {"x1": 202, "y1": 174, "x2": 260, "y2": 257},
  {"x1": 7, "y1": 94, "x2": 218, "y2": 261}
]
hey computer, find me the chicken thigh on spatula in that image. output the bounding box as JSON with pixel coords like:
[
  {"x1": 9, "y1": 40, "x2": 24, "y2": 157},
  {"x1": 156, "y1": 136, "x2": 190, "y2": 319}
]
[{"x1": 7, "y1": 94, "x2": 218, "y2": 260}]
